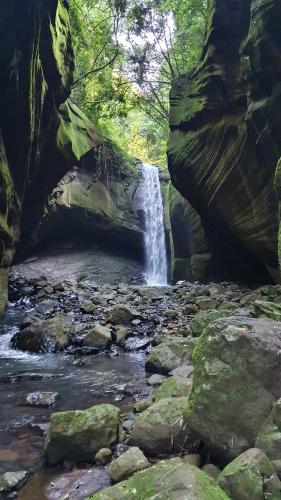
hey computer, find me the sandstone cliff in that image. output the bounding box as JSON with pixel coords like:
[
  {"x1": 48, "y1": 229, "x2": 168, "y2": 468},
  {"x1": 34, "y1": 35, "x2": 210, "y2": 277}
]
[{"x1": 168, "y1": 0, "x2": 281, "y2": 282}]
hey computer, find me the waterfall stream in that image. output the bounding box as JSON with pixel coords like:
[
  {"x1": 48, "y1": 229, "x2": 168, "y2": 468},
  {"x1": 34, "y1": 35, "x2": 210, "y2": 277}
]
[{"x1": 141, "y1": 163, "x2": 168, "y2": 285}]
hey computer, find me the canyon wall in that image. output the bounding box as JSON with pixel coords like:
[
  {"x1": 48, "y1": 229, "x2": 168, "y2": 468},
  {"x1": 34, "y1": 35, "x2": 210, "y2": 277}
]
[{"x1": 168, "y1": 0, "x2": 281, "y2": 283}]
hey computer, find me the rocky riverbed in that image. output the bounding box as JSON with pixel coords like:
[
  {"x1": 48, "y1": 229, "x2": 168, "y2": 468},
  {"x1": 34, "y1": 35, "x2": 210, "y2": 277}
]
[{"x1": 1, "y1": 249, "x2": 281, "y2": 498}]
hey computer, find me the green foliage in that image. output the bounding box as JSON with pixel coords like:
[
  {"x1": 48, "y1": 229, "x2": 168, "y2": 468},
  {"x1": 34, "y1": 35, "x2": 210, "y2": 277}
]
[{"x1": 69, "y1": 0, "x2": 207, "y2": 165}]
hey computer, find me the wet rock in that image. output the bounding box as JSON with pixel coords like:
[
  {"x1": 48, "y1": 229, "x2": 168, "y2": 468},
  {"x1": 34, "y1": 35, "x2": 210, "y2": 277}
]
[
  {"x1": 107, "y1": 305, "x2": 139, "y2": 325},
  {"x1": 0, "y1": 470, "x2": 28, "y2": 494},
  {"x1": 83, "y1": 323, "x2": 112, "y2": 350},
  {"x1": 10, "y1": 314, "x2": 74, "y2": 353},
  {"x1": 147, "y1": 374, "x2": 166, "y2": 386},
  {"x1": 152, "y1": 377, "x2": 192, "y2": 401},
  {"x1": 183, "y1": 304, "x2": 199, "y2": 315},
  {"x1": 218, "y1": 448, "x2": 281, "y2": 500},
  {"x1": 255, "y1": 398, "x2": 281, "y2": 460},
  {"x1": 36, "y1": 299, "x2": 57, "y2": 315},
  {"x1": 145, "y1": 337, "x2": 196, "y2": 375},
  {"x1": 252, "y1": 300, "x2": 281, "y2": 321},
  {"x1": 45, "y1": 467, "x2": 110, "y2": 500},
  {"x1": 90, "y1": 458, "x2": 228, "y2": 499},
  {"x1": 95, "y1": 448, "x2": 112, "y2": 465},
  {"x1": 128, "y1": 397, "x2": 193, "y2": 456},
  {"x1": 45, "y1": 404, "x2": 120, "y2": 465},
  {"x1": 164, "y1": 309, "x2": 178, "y2": 319},
  {"x1": 187, "y1": 316, "x2": 281, "y2": 461},
  {"x1": 124, "y1": 337, "x2": 151, "y2": 351},
  {"x1": 109, "y1": 447, "x2": 150, "y2": 483},
  {"x1": 53, "y1": 282, "x2": 65, "y2": 292},
  {"x1": 21, "y1": 391, "x2": 60, "y2": 407}
]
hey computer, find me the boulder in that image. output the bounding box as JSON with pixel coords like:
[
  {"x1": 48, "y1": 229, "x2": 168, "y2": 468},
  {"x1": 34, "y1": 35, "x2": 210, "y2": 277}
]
[
  {"x1": 107, "y1": 305, "x2": 139, "y2": 325},
  {"x1": 45, "y1": 404, "x2": 120, "y2": 465},
  {"x1": 128, "y1": 397, "x2": 194, "y2": 456},
  {"x1": 252, "y1": 300, "x2": 281, "y2": 321},
  {"x1": 218, "y1": 448, "x2": 281, "y2": 500},
  {"x1": 256, "y1": 398, "x2": 281, "y2": 460},
  {"x1": 0, "y1": 471, "x2": 28, "y2": 495},
  {"x1": 196, "y1": 298, "x2": 218, "y2": 311},
  {"x1": 10, "y1": 314, "x2": 74, "y2": 353},
  {"x1": 83, "y1": 323, "x2": 112, "y2": 350},
  {"x1": 95, "y1": 448, "x2": 112, "y2": 465},
  {"x1": 145, "y1": 337, "x2": 196, "y2": 375},
  {"x1": 189, "y1": 309, "x2": 231, "y2": 337},
  {"x1": 89, "y1": 458, "x2": 229, "y2": 499},
  {"x1": 152, "y1": 376, "x2": 192, "y2": 401},
  {"x1": 108, "y1": 447, "x2": 149, "y2": 483},
  {"x1": 186, "y1": 316, "x2": 281, "y2": 461}
]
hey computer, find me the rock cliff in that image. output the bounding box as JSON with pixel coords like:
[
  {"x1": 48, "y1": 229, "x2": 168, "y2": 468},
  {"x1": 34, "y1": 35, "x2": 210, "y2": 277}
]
[
  {"x1": 168, "y1": 0, "x2": 281, "y2": 283},
  {"x1": 0, "y1": 0, "x2": 96, "y2": 312}
]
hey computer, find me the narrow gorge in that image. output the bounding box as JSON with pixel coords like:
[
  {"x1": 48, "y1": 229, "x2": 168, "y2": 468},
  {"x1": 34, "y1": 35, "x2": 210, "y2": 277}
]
[{"x1": 0, "y1": 0, "x2": 281, "y2": 499}]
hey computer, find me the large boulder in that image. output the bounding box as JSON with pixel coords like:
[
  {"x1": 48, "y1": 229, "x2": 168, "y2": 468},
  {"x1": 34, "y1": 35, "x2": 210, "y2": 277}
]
[
  {"x1": 128, "y1": 397, "x2": 194, "y2": 456},
  {"x1": 107, "y1": 305, "x2": 139, "y2": 325},
  {"x1": 145, "y1": 337, "x2": 196, "y2": 375},
  {"x1": 90, "y1": 458, "x2": 229, "y2": 499},
  {"x1": 189, "y1": 309, "x2": 231, "y2": 337},
  {"x1": 218, "y1": 448, "x2": 281, "y2": 500},
  {"x1": 256, "y1": 398, "x2": 281, "y2": 460},
  {"x1": 168, "y1": 0, "x2": 281, "y2": 283},
  {"x1": 186, "y1": 316, "x2": 281, "y2": 461},
  {"x1": 10, "y1": 314, "x2": 74, "y2": 353},
  {"x1": 45, "y1": 404, "x2": 120, "y2": 465}
]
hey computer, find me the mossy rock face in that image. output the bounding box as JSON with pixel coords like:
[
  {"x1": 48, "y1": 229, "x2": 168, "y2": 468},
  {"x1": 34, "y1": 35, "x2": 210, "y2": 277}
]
[
  {"x1": 145, "y1": 337, "x2": 197, "y2": 375},
  {"x1": 252, "y1": 300, "x2": 281, "y2": 321},
  {"x1": 218, "y1": 448, "x2": 281, "y2": 500},
  {"x1": 186, "y1": 316, "x2": 281, "y2": 461},
  {"x1": 189, "y1": 309, "x2": 232, "y2": 337},
  {"x1": 90, "y1": 458, "x2": 230, "y2": 499},
  {"x1": 128, "y1": 397, "x2": 195, "y2": 456},
  {"x1": 256, "y1": 398, "x2": 281, "y2": 460},
  {"x1": 152, "y1": 376, "x2": 192, "y2": 401},
  {"x1": 45, "y1": 404, "x2": 120, "y2": 465},
  {"x1": 168, "y1": 0, "x2": 281, "y2": 283}
]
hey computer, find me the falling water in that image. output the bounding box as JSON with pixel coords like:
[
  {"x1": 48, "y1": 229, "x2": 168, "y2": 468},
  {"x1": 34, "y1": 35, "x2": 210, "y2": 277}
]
[{"x1": 141, "y1": 163, "x2": 168, "y2": 285}]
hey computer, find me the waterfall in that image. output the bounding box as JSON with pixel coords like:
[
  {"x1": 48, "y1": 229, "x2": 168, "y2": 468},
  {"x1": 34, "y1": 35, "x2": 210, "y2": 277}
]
[{"x1": 141, "y1": 163, "x2": 168, "y2": 286}]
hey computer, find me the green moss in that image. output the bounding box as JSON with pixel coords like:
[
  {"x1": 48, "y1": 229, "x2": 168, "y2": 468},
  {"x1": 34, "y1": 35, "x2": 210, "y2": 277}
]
[
  {"x1": 152, "y1": 377, "x2": 192, "y2": 401},
  {"x1": 90, "y1": 458, "x2": 229, "y2": 499}
]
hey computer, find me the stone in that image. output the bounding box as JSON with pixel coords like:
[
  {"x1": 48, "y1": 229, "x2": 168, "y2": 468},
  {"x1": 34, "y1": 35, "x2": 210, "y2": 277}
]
[
  {"x1": 114, "y1": 326, "x2": 129, "y2": 344},
  {"x1": 183, "y1": 303, "x2": 199, "y2": 315},
  {"x1": 145, "y1": 337, "x2": 196, "y2": 374},
  {"x1": 170, "y1": 365, "x2": 193, "y2": 379},
  {"x1": 89, "y1": 458, "x2": 229, "y2": 499},
  {"x1": 256, "y1": 398, "x2": 281, "y2": 460},
  {"x1": 107, "y1": 305, "x2": 139, "y2": 325},
  {"x1": 164, "y1": 309, "x2": 178, "y2": 319},
  {"x1": 152, "y1": 376, "x2": 192, "y2": 401},
  {"x1": 196, "y1": 298, "x2": 218, "y2": 310},
  {"x1": 0, "y1": 471, "x2": 28, "y2": 494},
  {"x1": 36, "y1": 299, "x2": 57, "y2": 315},
  {"x1": 45, "y1": 404, "x2": 120, "y2": 465},
  {"x1": 218, "y1": 448, "x2": 281, "y2": 500},
  {"x1": 147, "y1": 374, "x2": 166, "y2": 386},
  {"x1": 272, "y1": 460, "x2": 281, "y2": 480},
  {"x1": 10, "y1": 314, "x2": 74, "y2": 353},
  {"x1": 133, "y1": 400, "x2": 152, "y2": 413},
  {"x1": 95, "y1": 448, "x2": 112, "y2": 465},
  {"x1": 83, "y1": 323, "x2": 112, "y2": 350},
  {"x1": 22, "y1": 391, "x2": 60, "y2": 407},
  {"x1": 81, "y1": 301, "x2": 96, "y2": 314},
  {"x1": 186, "y1": 316, "x2": 281, "y2": 461},
  {"x1": 201, "y1": 464, "x2": 220, "y2": 479},
  {"x1": 124, "y1": 337, "x2": 152, "y2": 351},
  {"x1": 128, "y1": 397, "x2": 193, "y2": 456},
  {"x1": 109, "y1": 447, "x2": 150, "y2": 483},
  {"x1": 189, "y1": 309, "x2": 231, "y2": 337},
  {"x1": 45, "y1": 467, "x2": 110, "y2": 500},
  {"x1": 252, "y1": 300, "x2": 281, "y2": 321}
]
